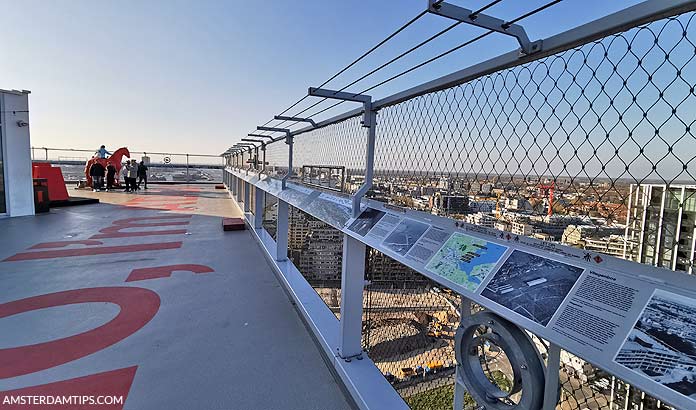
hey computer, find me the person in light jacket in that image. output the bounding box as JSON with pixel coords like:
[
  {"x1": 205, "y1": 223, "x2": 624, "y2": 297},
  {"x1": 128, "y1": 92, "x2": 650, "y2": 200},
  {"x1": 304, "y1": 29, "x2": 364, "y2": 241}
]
[{"x1": 127, "y1": 159, "x2": 139, "y2": 192}]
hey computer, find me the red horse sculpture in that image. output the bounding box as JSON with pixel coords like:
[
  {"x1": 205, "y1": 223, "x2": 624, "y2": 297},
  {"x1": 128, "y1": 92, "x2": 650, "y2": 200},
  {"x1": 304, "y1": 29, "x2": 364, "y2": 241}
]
[{"x1": 85, "y1": 147, "x2": 130, "y2": 187}]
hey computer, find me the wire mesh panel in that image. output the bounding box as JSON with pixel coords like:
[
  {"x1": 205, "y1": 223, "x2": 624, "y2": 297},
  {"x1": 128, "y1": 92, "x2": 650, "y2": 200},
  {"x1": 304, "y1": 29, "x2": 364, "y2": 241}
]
[
  {"x1": 262, "y1": 192, "x2": 278, "y2": 240},
  {"x1": 264, "y1": 140, "x2": 289, "y2": 179},
  {"x1": 287, "y1": 205, "x2": 344, "y2": 317},
  {"x1": 364, "y1": 15, "x2": 696, "y2": 407},
  {"x1": 372, "y1": 12, "x2": 696, "y2": 259},
  {"x1": 293, "y1": 116, "x2": 367, "y2": 193},
  {"x1": 362, "y1": 248, "x2": 462, "y2": 409}
]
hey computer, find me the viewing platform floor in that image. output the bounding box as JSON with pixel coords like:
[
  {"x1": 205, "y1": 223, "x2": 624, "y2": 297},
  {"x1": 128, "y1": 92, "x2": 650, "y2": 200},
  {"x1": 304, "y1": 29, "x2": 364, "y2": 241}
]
[{"x1": 0, "y1": 184, "x2": 352, "y2": 410}]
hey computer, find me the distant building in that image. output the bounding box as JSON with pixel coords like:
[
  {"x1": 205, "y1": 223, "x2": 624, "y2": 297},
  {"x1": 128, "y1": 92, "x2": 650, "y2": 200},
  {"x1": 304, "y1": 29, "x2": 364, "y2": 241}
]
[
  {"x1": 465, "y1": 212, "x2": 496, "y2": 228},
  {"x1": 531, "y1": 232, "x2": 555, "y2": 242},
  {"x1": 505, "y1": 198, "x2": 532, "y2": 212},
  {"x1": 367, "y1": 248, "x2": 430, "y2": 284},
  {"x1": 288, "y1": 207, "x2": 343, "y2": 284},
  {"x1": 624, "y1": 184, "x2": 696, "y2": 273},
  {"x1": 468, "y1": 199, "x2": 496, "y2": 213},
  {"x1": 562, "y1": 225, "x2": 631, "y2": 258},
  {"x1": 495, "y1": 221, "x2": 510, "y2": 232},
  {"x1": 433, "y1": 194, "x2": 468, "y2": 216},
  {"x1": 512, "y1": 222, "x2": 535, "y2": 237}
]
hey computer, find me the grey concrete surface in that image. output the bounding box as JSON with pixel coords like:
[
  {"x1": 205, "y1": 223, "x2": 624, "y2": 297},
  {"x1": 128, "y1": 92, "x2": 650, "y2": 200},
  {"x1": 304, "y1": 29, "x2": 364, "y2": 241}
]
[{"x1": 0, "y1": 185, "x2": 352, "y2": 410}]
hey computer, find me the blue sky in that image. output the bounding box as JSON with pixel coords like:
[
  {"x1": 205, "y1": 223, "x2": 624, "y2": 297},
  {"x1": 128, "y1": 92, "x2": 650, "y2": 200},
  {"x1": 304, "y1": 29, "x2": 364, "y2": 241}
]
[{"x1": 0, "y1": 0, "x2": 643, "y2": 154}]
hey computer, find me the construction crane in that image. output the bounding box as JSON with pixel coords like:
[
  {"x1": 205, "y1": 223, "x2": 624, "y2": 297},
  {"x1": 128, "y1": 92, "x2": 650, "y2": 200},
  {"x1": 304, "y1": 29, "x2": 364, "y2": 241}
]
[{"x1": 538, "y1": 181, "x2": 555, "y2": 216}]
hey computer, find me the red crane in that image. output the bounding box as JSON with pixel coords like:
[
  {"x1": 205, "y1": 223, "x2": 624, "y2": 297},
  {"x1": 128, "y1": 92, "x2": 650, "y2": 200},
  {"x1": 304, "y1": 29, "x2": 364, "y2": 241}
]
[{"x1": 538, "y1": 181, "x2": 555, "y2": 216}]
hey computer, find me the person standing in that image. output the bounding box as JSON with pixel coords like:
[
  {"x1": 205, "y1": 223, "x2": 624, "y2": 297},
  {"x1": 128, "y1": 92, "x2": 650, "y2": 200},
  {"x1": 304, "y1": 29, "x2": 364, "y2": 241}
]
[
  {"x1": 137, "y1": 160, "x2": 148, "y2": 190},
  {"x1": 95, "y1": 145, "x2": 111, "y2": 159},
  {"x1": 122, "y1": 161, "x2": 132, "y2": 192},
  {"x1": 89, "y1": 162, "x2": 106, "y2": 192},
  {"x1": 128, "y1": 159, "x2": 139, "y2": 192},
  {"x1": 106, "y1": 162, "x2": 117, "y2": 191}
]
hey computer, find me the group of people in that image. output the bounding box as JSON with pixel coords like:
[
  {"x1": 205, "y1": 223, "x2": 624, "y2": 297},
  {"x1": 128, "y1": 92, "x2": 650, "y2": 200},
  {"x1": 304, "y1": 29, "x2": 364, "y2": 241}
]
[
  {"x1": 88, "y1": 145, "x2": 148, "y2": 192},
  {"x1": 122, "y1": 159, "x2": 148, "y2": 192}
]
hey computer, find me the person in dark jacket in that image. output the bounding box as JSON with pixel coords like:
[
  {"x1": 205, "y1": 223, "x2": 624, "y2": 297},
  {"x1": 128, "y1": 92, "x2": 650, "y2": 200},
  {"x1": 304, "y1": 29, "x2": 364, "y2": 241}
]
[
  {"x1": 106, "y1": 162, "x2": 117, "y2": 191},
  {"x1": 137, "y1": 161, "x2": 148, "y2": 189},
  {"x1": 89, "y1": 162, "x2": 106, "y2": 192}
]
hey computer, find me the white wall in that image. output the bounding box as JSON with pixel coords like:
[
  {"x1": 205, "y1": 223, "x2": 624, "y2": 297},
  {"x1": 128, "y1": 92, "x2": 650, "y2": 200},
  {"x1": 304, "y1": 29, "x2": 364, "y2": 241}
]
[{"x1": 1, "y1": 89, "x2": 34, "y2": 217}]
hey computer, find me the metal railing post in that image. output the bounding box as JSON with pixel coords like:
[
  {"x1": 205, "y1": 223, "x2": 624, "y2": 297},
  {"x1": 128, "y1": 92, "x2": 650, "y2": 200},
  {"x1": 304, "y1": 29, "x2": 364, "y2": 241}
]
[
  {"x1": 338, "y1": 234, "x2": 366, "y2": 360},
  {"x1": 262, "y1": 144, "x2": 266, "y2": 173},
  {"x1": 453, "y1": 298, "x2": 472, "y2": 410},
  {"x1": 254, "y1": 186, "x2": 264, "y2": 229},
  {"x1": 186, "y1": 154, "x2": 190, "y2": 182},
  {"x1": 542, "y1": 343, "x2": 561, "y2": 410},
  {"x1": 232, "y1": 175, "x2": 238, "y2": 198},
  {"x1": 243, "y1": 181, "x2": 250, "y2": 213},
  {"x1": 276, "y1": 199, "x2": 289, "y2": 261},
  {"x1": 44, "y1": 147, "x2": 48, "y2": 161}
]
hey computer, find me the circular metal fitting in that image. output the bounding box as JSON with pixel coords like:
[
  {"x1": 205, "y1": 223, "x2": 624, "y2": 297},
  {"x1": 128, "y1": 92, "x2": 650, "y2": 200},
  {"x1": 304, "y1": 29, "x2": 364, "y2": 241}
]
[{"x1": 455, "y1": 311, "x2": 546, "y2": 410}]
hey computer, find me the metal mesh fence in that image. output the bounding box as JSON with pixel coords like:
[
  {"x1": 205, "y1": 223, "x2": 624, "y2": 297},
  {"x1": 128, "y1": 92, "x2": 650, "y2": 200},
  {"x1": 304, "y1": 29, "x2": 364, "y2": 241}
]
[
  {"x1": 371, "y1": 12, "x2": 696, "y2": 265},
  {"x1": 264, "y1": 139, "x2": 290, "y2": 178},
  {"x1": 293, "y1": 116, "x2": 367, "y2": 192},
  {"x1": 363, "y1": 249, "x2": 461, "y2": 409},
  {"x1": 262, "y1": 192, "x2": 278, "y2": 241},
  {"x1": 241, "y1": 9, "x2": 696, "y2": 410},
  {"x1": 367, "y1": 19, "x2": 694, "y2": 409},
  {"x1": 287, "y1": 205, "x2": 344, "y2": 317}
]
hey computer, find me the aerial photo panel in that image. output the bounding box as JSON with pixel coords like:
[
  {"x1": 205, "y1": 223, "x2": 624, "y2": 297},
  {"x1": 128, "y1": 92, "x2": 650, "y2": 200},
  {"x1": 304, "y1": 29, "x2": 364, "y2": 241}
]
[
  {"x1": 615, "y1": 289, "x2": 696, "y2": 402},
  {"x1": 481, "y1": 250, "x2": 584, "y2": 326},
  {"x1": 348, "y1": 208, "x2": 386, "y2": 237},
  {"x1": 382, "y1": 218, "x2": 430, "y2": 256}
]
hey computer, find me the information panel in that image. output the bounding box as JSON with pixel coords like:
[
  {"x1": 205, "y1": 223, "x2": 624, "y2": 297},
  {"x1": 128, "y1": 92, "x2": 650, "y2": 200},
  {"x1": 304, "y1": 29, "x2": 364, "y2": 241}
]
[{"x1": 425, "y1": 233, "x2": 508, "y2": 292}]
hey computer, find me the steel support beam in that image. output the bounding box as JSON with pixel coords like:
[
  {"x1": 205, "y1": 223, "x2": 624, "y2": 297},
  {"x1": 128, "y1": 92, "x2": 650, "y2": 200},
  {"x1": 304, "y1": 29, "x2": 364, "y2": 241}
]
[
  {"x1": 427, "y1": 0, "x2": 541, "y2": 55},
  {"x1": 339, "y1": 234, "x2": 366, "y2": 360},
  {"x1": 308, "y1": 87, "x2": 376, "y2": 217},
  {"x1": 274, "y1": 115, "x2": 317, "y2": 127},
  {"x1": 258, "y1": 126, "x2": 293, "y2": 189},
  {"x1": 248, "y1": 133, "x2": 275, "y2": 140}
]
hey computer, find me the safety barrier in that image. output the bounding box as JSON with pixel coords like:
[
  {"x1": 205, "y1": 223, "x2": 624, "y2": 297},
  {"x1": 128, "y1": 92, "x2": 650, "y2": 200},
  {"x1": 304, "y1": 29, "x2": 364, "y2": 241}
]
[{"x1": 224, "y1": 2, "x2": 696, "y2": 409}]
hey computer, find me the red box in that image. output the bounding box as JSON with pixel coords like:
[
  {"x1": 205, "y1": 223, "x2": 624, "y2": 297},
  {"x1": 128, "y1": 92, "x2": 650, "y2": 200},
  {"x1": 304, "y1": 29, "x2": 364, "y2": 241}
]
[{"x1": 222, "y1": 218, "x2": 245, "y2": 231}]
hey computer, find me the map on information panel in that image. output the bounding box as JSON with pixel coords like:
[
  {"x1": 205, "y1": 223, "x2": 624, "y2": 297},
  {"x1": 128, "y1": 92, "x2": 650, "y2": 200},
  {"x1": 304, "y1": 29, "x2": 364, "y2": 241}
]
[{"x1": 426, "y1": 232, "x2": 508, "y2": 292}]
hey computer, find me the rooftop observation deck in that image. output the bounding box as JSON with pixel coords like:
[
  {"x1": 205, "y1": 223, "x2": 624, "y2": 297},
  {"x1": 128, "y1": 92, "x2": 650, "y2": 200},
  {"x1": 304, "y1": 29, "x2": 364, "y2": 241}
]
[{"x1": 0, "y1": 184, "x2": 352, "y2": 410}]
